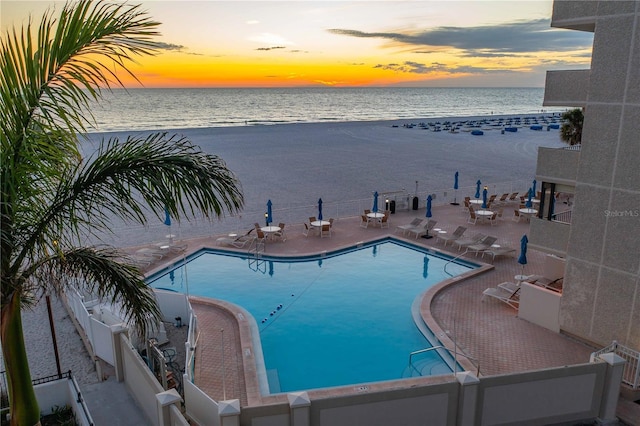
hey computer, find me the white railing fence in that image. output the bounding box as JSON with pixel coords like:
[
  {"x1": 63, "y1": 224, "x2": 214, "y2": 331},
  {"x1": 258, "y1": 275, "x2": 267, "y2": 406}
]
[{"x1": 591, "y1": 341, "x2": 640, "y2": 390}]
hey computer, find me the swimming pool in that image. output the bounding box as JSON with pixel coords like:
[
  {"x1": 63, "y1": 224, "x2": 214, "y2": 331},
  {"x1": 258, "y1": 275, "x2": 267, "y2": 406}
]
[{"x1": 149, "y1": 238, "x2": 476, "y2": 393}]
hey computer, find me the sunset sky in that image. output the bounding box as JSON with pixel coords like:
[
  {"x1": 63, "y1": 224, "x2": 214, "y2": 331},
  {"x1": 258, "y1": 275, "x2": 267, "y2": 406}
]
[{"x1": 2, "y1": 1, "x2": 594, "y2": 88}]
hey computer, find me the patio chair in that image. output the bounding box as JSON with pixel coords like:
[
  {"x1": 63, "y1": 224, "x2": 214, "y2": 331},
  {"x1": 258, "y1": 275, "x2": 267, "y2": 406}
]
[
  {"x1": 453, "y1": 233, "x2": 486, "y2": 251},
  {"x1": 360, "y1": 215, "x2": 370, "y2": 228},
  {"x1": 396, "y1": 218, "x2": 423, "y2": 235},
  {"x1": 302, "y1": 223, "x2": 315, "y2": 237},
  {"x1": 482, "y1": 286, "x2": 520, "y2": 309},
  {"x1": 488, "y1": 211, "x2": 498, "y2": 226},
  {"x1": 467, "y1": 209, "x2": 478, "y2": 225},
  {"x1": 512, "y1": 209, "x2": 521, "y2": 222},
  {"x1": 273, "y1": 223, "x2": 286, "y2": 241},
  {"x1": 320, "y1": 224, "x2": 331, "y2": 238},
  {"x1": 379, "y1": 214, "x2": 389, "y2": 229},
  {"x1": 437, "y1": 225, "x2": 467, "y2": 246}
]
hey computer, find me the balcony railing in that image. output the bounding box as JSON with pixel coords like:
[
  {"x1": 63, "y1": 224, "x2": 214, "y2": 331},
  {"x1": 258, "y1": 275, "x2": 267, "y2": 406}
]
[
  {"x1": 591, "y1": 341, "x2": 640, "y2": 390},
  {"x1": 551, "y1": 209, "x2": 572, "y2": 224}
]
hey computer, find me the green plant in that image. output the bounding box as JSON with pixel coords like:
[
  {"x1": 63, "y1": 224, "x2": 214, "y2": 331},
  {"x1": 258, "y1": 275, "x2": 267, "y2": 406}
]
[
  {"x1": 1, "y1": 1, "x2": 243, "y2": 425},
  {"x1": 560, "y1": 108, "x2": 584, "y2": 145},
  {"x1": 40, "y1": 405, "x2": 77, "y2": 426}
]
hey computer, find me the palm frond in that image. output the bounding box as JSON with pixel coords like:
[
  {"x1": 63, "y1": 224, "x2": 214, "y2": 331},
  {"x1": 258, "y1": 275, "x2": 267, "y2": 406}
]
[{"x1": 31, "y1": 246, "x2": 160, "y2": 332}]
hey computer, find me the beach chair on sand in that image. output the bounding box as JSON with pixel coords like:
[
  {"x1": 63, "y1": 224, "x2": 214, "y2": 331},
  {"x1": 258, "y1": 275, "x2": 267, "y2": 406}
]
[
  {"x1": 396, "y1": 218, "x2": 423, "y2": 235},
  {"x1": 482, "y1": 286, "x2": 520, "y2": 309}
]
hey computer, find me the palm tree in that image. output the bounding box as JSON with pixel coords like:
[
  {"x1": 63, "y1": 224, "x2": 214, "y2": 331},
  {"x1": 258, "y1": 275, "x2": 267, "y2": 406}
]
[
  {"x1": 559, "y1": 108, "x2": 584, "y2": 146},
  {"x1": 1, "y1": 2, "x2": 243, "y2": 424}
]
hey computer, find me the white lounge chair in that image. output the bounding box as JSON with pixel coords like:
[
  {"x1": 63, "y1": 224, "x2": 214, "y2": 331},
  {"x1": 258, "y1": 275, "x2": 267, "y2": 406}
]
[
  {"x1": 407, "y1": 220, "x2": 437, "y2": 239},
  {"x1": 396, "y1": 218, "x2": 423, "y2": 235},
  {"x1": 216, "y1": 228, "x2": 255, "y2": 248},
  {"x1": 436, "y1": 226, "x2": 466, "y2": 246},
  {"x1": 465, "y1": 236, "x2": 498, "y2": 256},
  {"x1": 453, "y1": 233, "x2": 486, "y2": 251},
  {"x1": 482, "y1": 286, "x2": 520, "y2": 309}
]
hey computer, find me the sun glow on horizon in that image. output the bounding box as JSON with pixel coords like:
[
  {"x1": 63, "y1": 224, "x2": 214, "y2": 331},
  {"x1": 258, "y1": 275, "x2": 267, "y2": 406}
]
[{"x1": 2, "y1": 1, "x2": 593, "y2": 88}]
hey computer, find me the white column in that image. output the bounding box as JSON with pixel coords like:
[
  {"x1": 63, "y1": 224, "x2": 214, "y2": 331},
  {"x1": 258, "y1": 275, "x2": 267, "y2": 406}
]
[
  {"x1": 456, "y1": 371, "x2": 480, "y2": 426},
  {"x1": 156, "y1": 389, "x2": 182, "y2": 426},
  {"x1": 288, "y1": 391, "x2": 311, "y2": 426},
  {"x1": 219, "y1": 399, "x2": 241, "y2": 426},
  {"x1": 595, "y1": 352, "x2": 626, "y2": 425}
]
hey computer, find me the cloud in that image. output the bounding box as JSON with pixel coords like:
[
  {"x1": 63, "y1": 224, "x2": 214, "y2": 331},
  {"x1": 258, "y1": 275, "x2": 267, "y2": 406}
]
[
  {"x1": 374, "y1": 61, "x2": 490, "y2": 75},
  {"x1": 155, "y1": 42, "x2": 185, "y2": 51},
  {"x1": 328, "y1": 19, "x2": 592, "y2": 54},
  {"x1": 256, "y1": 46, "x2": 286, "y2": 51}
]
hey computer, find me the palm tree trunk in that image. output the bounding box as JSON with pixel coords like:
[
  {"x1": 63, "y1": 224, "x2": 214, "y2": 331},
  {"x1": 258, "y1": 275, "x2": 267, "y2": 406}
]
[{"x1": 1, "y1": 291, "x2": 41, "y2": 426}]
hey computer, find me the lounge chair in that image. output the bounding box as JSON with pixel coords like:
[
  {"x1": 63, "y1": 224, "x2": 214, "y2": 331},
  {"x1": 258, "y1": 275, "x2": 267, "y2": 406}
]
[
  {"x1": 396, "y1": 218, "x2": 423, "y2": 235},
  {"x1": 436, "y1": 225, "x2": 466, "y2": 246},
  {"x1": 482, "y1": 286, "x2": 520, "y2": 309},
  {"x1": 498, "y1": 281, "x2": 519, "y2": 292},
  {"x1": 453, "y1": 233, "x2": 486, "y2": 251},
  {"x1": 482, "y1": 245, "x2": 516, "y2": 262},
  {"x1": 216, "y1": 228, "x2": 255, "y2": 248},
  {"x1": 465, "y1": 236, "x2": 498, "y2": 256},
  {"x1": 507, "y1": 192, "x2": 519, "y2": 202},
  {"x1": 407, "y1": 220, "x2": 437, "y2": 239}
]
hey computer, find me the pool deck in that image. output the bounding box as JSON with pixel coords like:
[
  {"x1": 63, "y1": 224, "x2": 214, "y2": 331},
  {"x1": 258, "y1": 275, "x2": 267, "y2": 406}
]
[{"x1": 140, "y1": 202, "x2": 604, "y2": 408}]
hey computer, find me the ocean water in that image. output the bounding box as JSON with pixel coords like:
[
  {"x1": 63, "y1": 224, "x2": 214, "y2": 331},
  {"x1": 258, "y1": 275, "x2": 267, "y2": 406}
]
[{"x1": 85, "y1": 87, "x2": 563, "y2": 132}]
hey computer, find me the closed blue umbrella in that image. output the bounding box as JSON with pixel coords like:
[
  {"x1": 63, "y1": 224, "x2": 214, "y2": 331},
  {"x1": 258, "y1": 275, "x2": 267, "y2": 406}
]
[
  {"x1": 266, "y1": 199, "x2": 273, "y2": 225},
  {"x1": 268, "y1": 260, "x2": 274, "y2": 277},
  {"x1": 475, "y1": 180, "x2": 481, "y2": 199},
  {"x1": 423, "y1": 256, "x2": 429, "y2": 279},
  {"x1": 526, "y1": 188, "x2": 533, "y2": 208},
  {"x1": 518, "y1": 235, "x2": 528, "y2": 272},
  {"x1": 532, "y1": 179, "x2": 537, "y2": 195},
  {"x1": 452, "y1": 171, "x2": 460, "y2": 205},
  {"x1": 426, "y1": 195, "x2": 432, "y2": 218},
  {"x1": 318, "y1": 198, "x2": 323, "y2": 221},
  {"x1": 482, "y1": 187, "x2": 488, "y2": 209},
  {"x1": 372, "y1": 191, "x2": 379, "y2": 212},
  {"x1": 164, "y1": 207, "x2": 171, "y2": 226}
]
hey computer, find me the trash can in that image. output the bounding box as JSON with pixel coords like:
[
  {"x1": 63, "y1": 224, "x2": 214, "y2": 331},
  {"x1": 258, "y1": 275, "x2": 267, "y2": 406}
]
[
  {"x1": 412, "y1": 197, "x2": 419, "y2": 210},
  {"x1": 390, "y1": 200, "x2": 396, "y2": 214}
]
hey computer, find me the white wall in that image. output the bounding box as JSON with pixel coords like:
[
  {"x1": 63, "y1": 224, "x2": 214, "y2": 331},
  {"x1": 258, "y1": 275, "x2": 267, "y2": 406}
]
[{"x1": 519, "y1": 282, "x2": 562, "y2": 332}]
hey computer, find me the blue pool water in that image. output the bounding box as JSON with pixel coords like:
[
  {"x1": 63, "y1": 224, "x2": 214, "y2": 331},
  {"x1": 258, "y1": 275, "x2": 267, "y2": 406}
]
[{"x1": 149, "y1": 239, "x2": 475, "y2": 392}]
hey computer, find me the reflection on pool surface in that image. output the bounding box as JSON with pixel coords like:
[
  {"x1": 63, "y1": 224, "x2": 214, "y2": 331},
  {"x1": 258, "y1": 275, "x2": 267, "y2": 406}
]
[{"x1": 149, "y1": 238, "x2": 475, "y2": 393}]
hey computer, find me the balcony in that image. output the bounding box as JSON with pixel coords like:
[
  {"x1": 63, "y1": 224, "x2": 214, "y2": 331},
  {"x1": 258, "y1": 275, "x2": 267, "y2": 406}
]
[
  {"x1": 543, "y1": 70, "x2": 590, "y2": 107},
  {"x1": 536, "y1": 145, "x2": 580, "y2": 186}
]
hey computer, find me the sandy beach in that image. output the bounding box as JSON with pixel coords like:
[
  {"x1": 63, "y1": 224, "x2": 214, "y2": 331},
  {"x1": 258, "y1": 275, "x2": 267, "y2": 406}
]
[
  {"x1": 83, "y1": 114, "x2": 567, "y2": 247},
  {"x1": 8, "y1": 113, "x2": 567, "y2": 409}
]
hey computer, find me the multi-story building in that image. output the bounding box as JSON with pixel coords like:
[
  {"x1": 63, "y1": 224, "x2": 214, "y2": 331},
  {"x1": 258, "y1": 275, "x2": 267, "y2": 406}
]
[{"x1": 529, "y1": 1, "x2": 639, "y2": 351}]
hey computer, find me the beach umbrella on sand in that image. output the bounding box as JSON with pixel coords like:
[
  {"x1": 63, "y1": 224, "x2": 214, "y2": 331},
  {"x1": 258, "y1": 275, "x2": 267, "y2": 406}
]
[
  {"x1": 475, "y1": 180, "x2": 481, "y2": 199},
  {"x1": 423, "y1": 256, "x2": 429, "y2": 279},
  {"x1": 372, "y1": 191, "x2": 379, "y2": 212},
  {"x1": 266, "y1": 199, "x2": 273, "y2": 225},
  {"x1": 526, "y1": 188, "x2": 533, "y2": 208},
  {"x1": 426, "y1": 195, "x2": 433, "y2": 218},
  {"x1": 518, "y1": 235, "x2": 528, "y2": 273},
  {"x1": 482, "y1": 187, "x2": 488, "y2": 209},
  {"x1": 318, "y1": 198, "x2": 323, "y2": 221}
]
